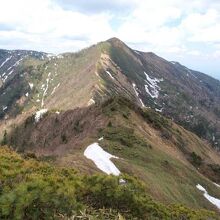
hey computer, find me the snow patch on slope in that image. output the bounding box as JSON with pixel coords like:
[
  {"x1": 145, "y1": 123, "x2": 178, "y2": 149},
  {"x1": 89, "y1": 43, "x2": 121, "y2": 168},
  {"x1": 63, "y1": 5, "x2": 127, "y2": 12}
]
[
  {"x1": 134, "y1": 50, "x2": 141, "y2": 55},
  {"x1": 51, "y1": 83, "x2": 60, "y2": 95},
  {"x1": 98, "y1": 137, "x2": 104, "y2": 141},
  {"x1": 0, "y1": 56, "x2": 26, "y2": 83},
  {"x1": 87, "y1": 98, "x2": 95, "y2": 106},
  {"x1": 2, "y1": 106, "x2": 7, "y2": 111},
  {"x1": 84, "y1": 142, "x2": 120, "y2": 176},
  {"x1": 7, "y1": 70, "x2": 14, "y2": 76},
  {"x1": 132, "y1": 83, "x2": 145, "y2": 107},
  {"x1": 144, "y1": 72, "x2": 163, "y2": 99},
  {"x1": 213, "y1": 182, "x2": 220, "y2": 188},
  {"x1": 196, "y1": 184, "x2": 220, "y2": 209},
  {"x1": 13, "y1": 57, "x2": 23, "y2": 67},
  {"x1": 106, "y1": 70, "x2": 115, "y2": 80},
  {"x1": 41, "y1": 72, "x2": 51, "y2": 107},
  {"x1": 170, "y1": 61, "x2": 178, "y2": 65},
  {"x1": 0, "y1": 56, "x2": 12, "y2": 68},
  {"x1": 29, "y1": 83, "x2": 34, "y2": 90},
  {"x1": 155, "y1": 108, "x2": 163, "y2": 112},
  {"x1": 35, "y1": 109, "x2": 48, "y2": 123}
]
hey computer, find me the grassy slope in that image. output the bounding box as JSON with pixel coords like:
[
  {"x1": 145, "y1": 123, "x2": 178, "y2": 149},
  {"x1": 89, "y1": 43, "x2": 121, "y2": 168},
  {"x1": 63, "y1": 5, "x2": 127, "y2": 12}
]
[
  {"x1": 96, "y1": 98, "x2": 220, "y2": 210},
  {"x1": 5, "y1": 97, "x2": 220, "y2": 215},
  {"x1": 0, "y1": 43, "x2": 105, "y2": 120},
  {"x1": 24, "y1": 45, "x2": 102, "y2": 110},
  {"x1": 0, "y1": 44, "x2": 105, "y2": 140}
]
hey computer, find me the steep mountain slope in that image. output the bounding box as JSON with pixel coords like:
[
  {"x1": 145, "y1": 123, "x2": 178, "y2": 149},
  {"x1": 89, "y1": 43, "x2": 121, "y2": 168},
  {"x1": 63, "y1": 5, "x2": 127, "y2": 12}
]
[
  {"x1": 0, "y1": 49, "x2": 47, "y2": 85},
  {"x1": 5, "y1": 97, "x2": 220, "y2": 214},
  {"x1": 101, "y1": 38, "x2": 220, "y2": 149},
  {"x1": 0, "y1": 38, "x2": 220, "y2": 150},
  {"x1": 0, "y1": 49, "x2": 47, "y2": 118}
]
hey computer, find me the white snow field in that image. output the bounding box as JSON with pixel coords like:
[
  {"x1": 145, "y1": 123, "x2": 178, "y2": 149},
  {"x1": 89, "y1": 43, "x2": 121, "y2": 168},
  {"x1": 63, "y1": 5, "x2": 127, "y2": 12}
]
[
  {"x1": 132, "y1": 83, "x2": 145, "y2": 107},
  {"x1": 144, "y1": 72, "x2": 163, "y2": 99},
  {"x1": 84, "y1": 142, "x2": 120, "y2": 176},
  {"x1": 35, "y1": 109, "x2": 48, "y2": 123},
  {"x1": 106, "y1": 70, "x2": 115, "y2": 80},
  {"x1": 196, "y1": 184, "x2": 220, "y2": 209}
]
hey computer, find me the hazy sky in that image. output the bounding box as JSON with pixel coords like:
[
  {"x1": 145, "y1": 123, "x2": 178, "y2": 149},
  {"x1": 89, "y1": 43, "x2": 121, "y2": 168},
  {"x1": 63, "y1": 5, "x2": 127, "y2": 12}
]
[{"x1": 0, "y1": 0, "x2": 219, "y2": 80}]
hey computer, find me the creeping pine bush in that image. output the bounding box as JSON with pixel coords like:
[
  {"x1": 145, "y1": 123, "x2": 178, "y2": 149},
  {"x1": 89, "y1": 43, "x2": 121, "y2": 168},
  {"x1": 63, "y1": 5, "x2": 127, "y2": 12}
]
[
  {"x1": 0, "y1": 147, "x2": 218, "y2": 220},
  {"x1": 101, "y1": 126, "x2": 147, "y2": 148},
  {"x1": 189, "y1": 151, "x2": 203, "y2": 167}
]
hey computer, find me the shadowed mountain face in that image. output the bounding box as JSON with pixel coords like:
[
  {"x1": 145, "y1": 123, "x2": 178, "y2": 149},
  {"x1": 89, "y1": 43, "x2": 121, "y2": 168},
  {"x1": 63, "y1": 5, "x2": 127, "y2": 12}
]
[{"x1": 0, "y1": 38, "x2": 220, "y2": 149}]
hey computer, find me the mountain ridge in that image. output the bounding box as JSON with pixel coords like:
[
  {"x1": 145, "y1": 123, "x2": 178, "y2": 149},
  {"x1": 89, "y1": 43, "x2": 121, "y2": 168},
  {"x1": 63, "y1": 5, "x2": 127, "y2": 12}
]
[{"x1": 1, "y1": 37, "x2": 220, "y2": 150}]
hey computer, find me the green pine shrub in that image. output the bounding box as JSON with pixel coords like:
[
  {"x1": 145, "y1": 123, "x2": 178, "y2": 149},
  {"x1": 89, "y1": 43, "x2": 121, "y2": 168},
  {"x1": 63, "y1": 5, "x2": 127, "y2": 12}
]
[{"x1": 0, "y1": 147, "x2": 218, "y2": 220}]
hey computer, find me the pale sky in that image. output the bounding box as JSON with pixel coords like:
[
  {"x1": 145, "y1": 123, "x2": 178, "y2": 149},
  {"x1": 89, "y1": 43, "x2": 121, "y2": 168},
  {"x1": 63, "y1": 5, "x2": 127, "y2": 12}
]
[{"x1": 0, "y1": 0, "x2": 219, "y2": 80}]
